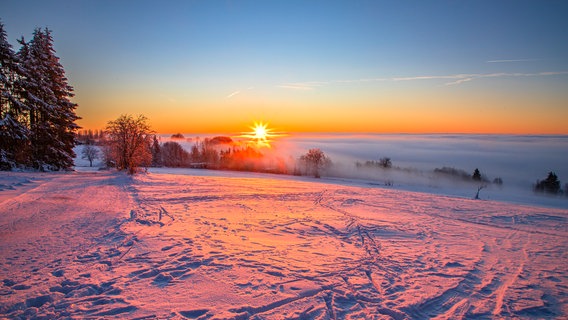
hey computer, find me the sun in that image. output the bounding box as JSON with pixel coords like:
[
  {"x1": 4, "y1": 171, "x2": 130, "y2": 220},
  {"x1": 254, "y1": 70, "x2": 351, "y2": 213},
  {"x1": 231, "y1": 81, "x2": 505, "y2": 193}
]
[
  {"x1": 241, "y1": 122, "x2": 280, "y2": 148},
  {"x1": 252, "y1": 123, "x2": 269, "y2": 141}
]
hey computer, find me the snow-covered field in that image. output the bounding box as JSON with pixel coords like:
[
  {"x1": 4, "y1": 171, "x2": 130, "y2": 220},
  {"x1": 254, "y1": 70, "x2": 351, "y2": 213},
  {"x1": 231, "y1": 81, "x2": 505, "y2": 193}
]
[{"x1": 1, "y1": 168, "x2": 567, "y2": 319}]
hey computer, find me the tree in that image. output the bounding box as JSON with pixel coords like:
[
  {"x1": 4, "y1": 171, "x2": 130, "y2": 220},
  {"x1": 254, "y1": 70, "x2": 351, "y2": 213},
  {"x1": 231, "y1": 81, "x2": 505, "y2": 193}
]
[
  {"x1": 81, "y1": 144, "x2": 99, "y2": 167},
  {"x1": 151, "y1": 135, "x2": 162, "y2": 167},
  {"x1": 190, "y1": 143, "x2": 201, "y2": 163},
  {"x1": 161, "y1": 141, "x2": 189, "y2": 167},
  {"x1": 379, "y1": 157, "x2": 392, "y2": 168},
  {"x1": 472, "y1": 168, "x2": 482, "y2": 181},
  {"x1": 474, "y1": 185, "x2": 486, "y2": 200},
  {"x1": 0, "y1": 21, "x2": 29, "y2": 170},
  {"x1": 493, "y1": 177, "x2": 503, "y2": 185},
  {"x1": 105, "y1": 114, "x2": 153, "y2": 174},
  {"x1": 198, "y1": 138, "x2": 219, "y2": 168},
  {"x1": 18, "y1": 28, "x2": 80, "y2": 170},
  {"x1": 534, "y1": 172, "x2": 561, "y2": 195},
  {"x1": 171, "y1": 133, "x2": 184, "y2": 139},
  {"x1": 299, "y1": 148, "x2": 331, "y2": 178}
]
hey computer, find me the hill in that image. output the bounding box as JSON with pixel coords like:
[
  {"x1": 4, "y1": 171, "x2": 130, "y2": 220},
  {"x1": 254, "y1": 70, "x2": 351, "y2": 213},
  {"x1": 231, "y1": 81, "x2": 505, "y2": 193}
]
[{"x1": 0, "y1": 169, "x2": 566, "y2": 318}]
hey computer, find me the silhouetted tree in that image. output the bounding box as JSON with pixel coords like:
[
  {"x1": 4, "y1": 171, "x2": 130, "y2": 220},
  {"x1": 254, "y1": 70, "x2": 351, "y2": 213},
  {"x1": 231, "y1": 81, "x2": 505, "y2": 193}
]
[
  {"x1": 474, "y1": 185, "x2": 486, "y2": 200},
  {"x1": 379, "y1": 157, "x2": 392, "y2": 168},
  {"x1": 171, "y1": 133, "x2": 184, "y2": 139},
  {"x1": 472, "y1": 168, "x2": 482, "y2": 181},
  {"x1": 534, "y1": 172, "x2": 561, "y2": 194},
  {"x1": 299, "y1": 148, "x2": 331, "y2": 178},
  {"x1": 105, "y1": 114, "x2": 153, "y2": 174}
]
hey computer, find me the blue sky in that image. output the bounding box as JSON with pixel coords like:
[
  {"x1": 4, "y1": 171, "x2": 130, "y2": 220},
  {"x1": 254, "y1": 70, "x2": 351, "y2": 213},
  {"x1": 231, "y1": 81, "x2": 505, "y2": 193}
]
[{"x1": 2, "y1": 0, "x2": 567, "y2": 133}]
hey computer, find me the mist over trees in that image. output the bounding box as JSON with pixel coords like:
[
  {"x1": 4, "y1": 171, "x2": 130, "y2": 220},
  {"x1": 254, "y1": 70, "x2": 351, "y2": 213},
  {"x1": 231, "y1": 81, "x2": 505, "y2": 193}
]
[
  {"x1": 90, "y1": 115, "x2": 565, "y2": 200},
  {"x1": 356, "y1": 157, "x2": 392, "y2": 169},
  {"x1": 77, "y1": 129, "x2": 105, "y2": 143},
  {"x1": 0, "y1": 21, "x2": 79, "y2": 170}
]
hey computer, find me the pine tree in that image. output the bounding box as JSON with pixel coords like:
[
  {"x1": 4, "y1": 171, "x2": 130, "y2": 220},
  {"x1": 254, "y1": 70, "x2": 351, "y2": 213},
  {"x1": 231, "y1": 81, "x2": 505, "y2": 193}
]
[
  {"x1": 472, "y1": 168, "x2": 482, "y2": 181},
  {"x1": 18, "y1": 28, "x2": 80, "y2": 170},
  {"x1": 151, "y1": 135, "x2": 162, "y2": 167},
  {"x1": 0, "y1": 21, "x2": 29, "y2": 169},
  {"x1": 534, "y1": 172, "x2": 561, "y2": 194}
]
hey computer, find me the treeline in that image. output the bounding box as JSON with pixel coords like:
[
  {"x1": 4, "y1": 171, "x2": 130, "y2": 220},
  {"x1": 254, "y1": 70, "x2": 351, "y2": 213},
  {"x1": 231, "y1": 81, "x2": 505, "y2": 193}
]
[
  {"x1": 151, "y1": 138, "x2": 289, "y2": 173},
  {"x1": 355, "y1": 157, "x2": 567, "y2": 197},
  {"x1": 534, "y1": 172, "x2": 565, "y2": 196},
  {"x1": 98, "y1": 114, "x2": 327, "y2": 177},
  {"x1": 0, "y1": 21, "x2": 79, "y2": 171},
  {"x1": 77, "y1": 129, "x2": 105, "y2": 143},
  {"x1": 93, "y1": 114, "x2": 566, "y2": 197}
]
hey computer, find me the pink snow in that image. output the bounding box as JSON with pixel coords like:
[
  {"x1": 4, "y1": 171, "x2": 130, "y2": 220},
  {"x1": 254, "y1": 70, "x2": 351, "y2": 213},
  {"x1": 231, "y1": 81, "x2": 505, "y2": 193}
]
[{"x1": 1, "y1": 169, "x2": 566, "y2": 318}]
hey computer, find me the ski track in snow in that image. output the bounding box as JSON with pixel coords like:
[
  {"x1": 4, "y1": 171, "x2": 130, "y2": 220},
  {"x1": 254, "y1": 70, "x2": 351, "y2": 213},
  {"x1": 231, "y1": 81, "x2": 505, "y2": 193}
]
[{"x1": 0, "y1": 170, "x2": 567, "y2": 319}]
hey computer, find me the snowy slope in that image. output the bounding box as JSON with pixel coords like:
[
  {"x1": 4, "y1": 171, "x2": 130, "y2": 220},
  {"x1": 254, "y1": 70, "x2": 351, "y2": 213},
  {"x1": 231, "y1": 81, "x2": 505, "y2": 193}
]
[{"x1": 1, "y1": 170, "x2": 567, "y2": 319}]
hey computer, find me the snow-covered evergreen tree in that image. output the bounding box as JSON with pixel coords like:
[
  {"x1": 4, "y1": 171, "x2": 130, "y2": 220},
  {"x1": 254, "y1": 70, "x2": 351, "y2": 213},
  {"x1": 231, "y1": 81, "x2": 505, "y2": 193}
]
[
  {"x1": 18, "y1": 28, "x2": 80, "y2": 170},
  {"x1": 0, "y1": 21, "x2": 29, "y2": 170}
]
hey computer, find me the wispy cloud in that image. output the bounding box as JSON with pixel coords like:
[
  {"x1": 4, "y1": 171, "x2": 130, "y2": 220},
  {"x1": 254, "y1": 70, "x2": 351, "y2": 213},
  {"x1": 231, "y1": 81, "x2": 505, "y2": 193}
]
[
  {"x1": 445, "y1": 77, "x2": 474, "y2": 86},
  {"x1": 277, "y1": 71, "x2": 568, "y2": 89},
  {"x1": 277, "y1": 81, "x2": 328, "y2": 90},
  {"x1": 444, "y1": 71, "x2": 568, "y2": 85},
  {"x1": 334, "y1": 78, "x2": 388, "y2": 83},
  {"x1": 226, "y1": 87, "x2": 255, "y2": 99},
  {"x1": 226, "y1": 90, "x2": 241, "y2": 99},
  {"x1": 486, "y1": 59, "x2": 538, "y2": 63}
]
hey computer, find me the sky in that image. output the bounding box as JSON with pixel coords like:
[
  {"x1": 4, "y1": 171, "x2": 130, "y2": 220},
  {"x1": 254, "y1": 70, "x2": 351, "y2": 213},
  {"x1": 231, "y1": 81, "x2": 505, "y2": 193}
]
[{"x1": 1, "y1": 0, "x2": 568, "y2": 134}]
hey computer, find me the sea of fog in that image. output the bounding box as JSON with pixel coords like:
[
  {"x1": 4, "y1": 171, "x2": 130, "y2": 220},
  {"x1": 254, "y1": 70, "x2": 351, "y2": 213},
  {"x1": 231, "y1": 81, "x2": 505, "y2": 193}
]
[{"x1": 159, "y1": 133, "x2": 568, "y2": 208}]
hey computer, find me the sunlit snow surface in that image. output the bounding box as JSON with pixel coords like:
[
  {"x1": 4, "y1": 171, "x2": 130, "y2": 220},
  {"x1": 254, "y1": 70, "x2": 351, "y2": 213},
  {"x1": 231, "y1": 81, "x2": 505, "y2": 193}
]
[{"x1": 1, "y1": 169, "x2": 567, "y2": 319}]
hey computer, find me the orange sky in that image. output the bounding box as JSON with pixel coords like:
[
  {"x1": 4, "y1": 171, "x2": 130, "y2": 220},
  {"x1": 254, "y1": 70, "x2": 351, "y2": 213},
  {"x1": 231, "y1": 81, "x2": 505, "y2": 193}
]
[{"x1": 75, "y1": 77, "x2": 568, "y2": 134}]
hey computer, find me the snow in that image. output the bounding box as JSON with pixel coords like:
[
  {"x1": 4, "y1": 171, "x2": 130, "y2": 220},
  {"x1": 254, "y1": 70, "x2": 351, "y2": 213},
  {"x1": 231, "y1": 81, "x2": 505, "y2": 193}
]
[{"x1": 1, "y1": 168, "x2": 567, "y2": 319}]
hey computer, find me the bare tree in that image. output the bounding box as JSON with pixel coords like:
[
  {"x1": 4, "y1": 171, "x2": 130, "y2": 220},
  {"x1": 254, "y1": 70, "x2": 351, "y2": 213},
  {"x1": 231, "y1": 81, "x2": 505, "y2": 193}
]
[
  {"x1": 81, "y1": 144, "x2": 99, "y2": 167},
  {"x1": 299, "y1": 148, "x2": 331, "y2": 178},
  {"x1": 474, "y1": 185, "x2": 486, "y2": 200},
  {"x1": 105, "y1": 114, "x2": 153, "y2": 174}
]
